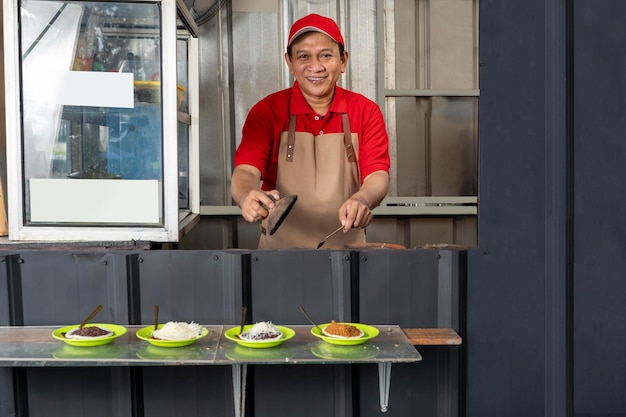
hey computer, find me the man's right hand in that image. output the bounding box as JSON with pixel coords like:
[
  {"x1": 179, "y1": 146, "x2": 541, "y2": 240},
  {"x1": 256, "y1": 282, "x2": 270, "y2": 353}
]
[{"x1": 239, "y1": 189, "x2": 281, "y2": 223}]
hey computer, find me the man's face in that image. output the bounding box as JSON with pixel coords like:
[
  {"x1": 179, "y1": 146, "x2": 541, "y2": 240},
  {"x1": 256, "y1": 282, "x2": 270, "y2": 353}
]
[{"x1": 285, "y1": 32, "x2": 348, "y2": 107}]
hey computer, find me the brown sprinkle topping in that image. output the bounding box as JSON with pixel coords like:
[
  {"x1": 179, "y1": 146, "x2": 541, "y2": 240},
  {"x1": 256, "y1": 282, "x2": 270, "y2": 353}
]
[{"x1": 70, "y1": 326, "x2": 111, "y2": 338}]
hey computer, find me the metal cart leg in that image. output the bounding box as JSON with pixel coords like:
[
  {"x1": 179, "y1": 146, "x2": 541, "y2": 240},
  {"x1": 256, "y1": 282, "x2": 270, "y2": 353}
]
[
  {"x1": 378, "y1": 362, "x2": 392, "y2": 412},
  {"x1": 232, "y1": 364, "x2": 247, "y2": 417}
]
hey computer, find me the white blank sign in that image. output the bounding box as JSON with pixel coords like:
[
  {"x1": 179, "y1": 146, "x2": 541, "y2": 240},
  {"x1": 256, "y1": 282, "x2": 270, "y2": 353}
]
[{"x1": 29, "y1": 178, "x2": 160, "y2": 224}]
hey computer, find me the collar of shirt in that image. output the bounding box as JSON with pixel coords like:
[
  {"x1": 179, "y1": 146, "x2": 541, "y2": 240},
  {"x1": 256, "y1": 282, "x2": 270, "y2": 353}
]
[{"x1": 289, "y1": 81, "x2": 349, "y2": 116}]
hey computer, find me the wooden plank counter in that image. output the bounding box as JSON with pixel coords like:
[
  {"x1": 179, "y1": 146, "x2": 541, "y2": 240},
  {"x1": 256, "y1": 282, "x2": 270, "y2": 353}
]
[{"x1": 403, "y1": 328, "x2": 462, "y2": 346}]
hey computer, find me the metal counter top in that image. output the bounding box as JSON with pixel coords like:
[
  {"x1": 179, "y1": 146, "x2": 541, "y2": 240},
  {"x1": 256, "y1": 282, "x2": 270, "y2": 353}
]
[
  {"x1": 0, "y1": 325, "x2": 421, "y2": 415},
  {"x1": 0, "y1": 325, "x2": 420, "y2": 366}
]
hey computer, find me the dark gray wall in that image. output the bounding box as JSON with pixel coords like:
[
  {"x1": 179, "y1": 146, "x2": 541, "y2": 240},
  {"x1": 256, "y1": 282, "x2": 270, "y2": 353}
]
[
  {"x1": 572, "y1": 1, "x2": 626, "y2": 414},
  {"x1": 469, "y1": 0, "x2": 626, "y2": 416},
  {"x1": 468, "y1": 0, "x2": 568, "y2": 415}
]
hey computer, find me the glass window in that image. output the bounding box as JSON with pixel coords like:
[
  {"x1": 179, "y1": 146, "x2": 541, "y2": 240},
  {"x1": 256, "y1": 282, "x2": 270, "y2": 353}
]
[
  {"x1": 20, "y1": 1, "x2": 164, "y2": 225},
  {"x1": 177, "y1": 37, "x2": 190, "y2": 211},
  {"x1": 177, "y1": 115, "x2": 190, "y2": 210}
]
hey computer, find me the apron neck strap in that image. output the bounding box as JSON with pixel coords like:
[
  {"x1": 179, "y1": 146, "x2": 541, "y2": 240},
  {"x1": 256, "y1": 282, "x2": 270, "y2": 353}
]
[
  {"x1": 285, "y1": 113, "x2": 357, "y2": 163},
  {"x1": 286, "y1": 115, "x2": 297, "y2": 162},
  {"x1": 342, "y1": 113, "x2": 357, "y2": 163}
]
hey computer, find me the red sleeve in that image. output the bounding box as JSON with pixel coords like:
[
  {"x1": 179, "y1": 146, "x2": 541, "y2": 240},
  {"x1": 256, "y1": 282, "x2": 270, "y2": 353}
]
[{"x1": 355, "y1": 99, "x2": 390, "y2": 183}]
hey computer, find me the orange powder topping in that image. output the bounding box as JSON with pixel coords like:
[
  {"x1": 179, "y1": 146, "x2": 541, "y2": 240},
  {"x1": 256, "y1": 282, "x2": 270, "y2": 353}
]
[{"x1": 325, "y1": 320, "x2": 361, "y2": 337}]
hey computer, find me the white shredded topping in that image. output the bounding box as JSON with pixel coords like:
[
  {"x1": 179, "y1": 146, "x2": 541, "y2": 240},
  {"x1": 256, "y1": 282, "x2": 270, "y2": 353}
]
[
  {"x1": 240, "y1": 321, "x2": 282, "y2": 341},
  {"x1": 152, "y1": 321, "x2": 204, "y2": 341}
]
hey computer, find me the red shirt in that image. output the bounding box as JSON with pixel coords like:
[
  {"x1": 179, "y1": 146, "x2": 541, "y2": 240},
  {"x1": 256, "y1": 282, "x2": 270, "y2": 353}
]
[{"x1": 234, "y1": 82, "x2": 390, "y2": 190}]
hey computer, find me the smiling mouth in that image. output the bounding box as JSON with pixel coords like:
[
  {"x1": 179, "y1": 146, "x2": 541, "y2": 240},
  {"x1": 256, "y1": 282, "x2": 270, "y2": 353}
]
[{"x1": 307, "y1": 76, "x2": 326, "y2": 83}]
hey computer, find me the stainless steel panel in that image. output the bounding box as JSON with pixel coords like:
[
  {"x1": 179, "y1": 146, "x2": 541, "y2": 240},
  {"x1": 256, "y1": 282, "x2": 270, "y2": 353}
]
[
  {"x1": 198, "y1": 14, "x2": 230, "y2": 206},
  {"x1": 392, "y1": 96, "x2": 478, "y2": 197},
  {"x1": 385, "y1": 0, "x2": 478, "y2": 90}
]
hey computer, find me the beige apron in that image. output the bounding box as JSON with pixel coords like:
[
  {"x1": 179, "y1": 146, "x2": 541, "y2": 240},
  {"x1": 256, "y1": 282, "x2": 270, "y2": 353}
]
[{"x1": 258, "y1": 114, "x2": 366, "y2": 249}]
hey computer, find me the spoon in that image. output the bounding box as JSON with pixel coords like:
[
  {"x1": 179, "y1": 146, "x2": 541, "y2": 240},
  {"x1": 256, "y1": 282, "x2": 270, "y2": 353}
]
[
  {"x1": 153, "y1": 304, "x2": 159, "y2": 332},
  {"x1": 299, "y1": 306, "x2": 324, "y2": 334},
  {"x1": 238, "y1": 306, "x2": 247, "y2": 337},
  {"x1": 316, "y1": 225, "x2": 344, "y2": 249},
  {"x1": 79, "y1": 304, "x2": 103, "y2": 329}
]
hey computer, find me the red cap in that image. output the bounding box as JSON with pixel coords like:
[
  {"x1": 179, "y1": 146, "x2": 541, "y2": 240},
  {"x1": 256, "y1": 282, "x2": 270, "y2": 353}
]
[{"x1": 287, "y1": 14, "x2": 345, "y2": 51}]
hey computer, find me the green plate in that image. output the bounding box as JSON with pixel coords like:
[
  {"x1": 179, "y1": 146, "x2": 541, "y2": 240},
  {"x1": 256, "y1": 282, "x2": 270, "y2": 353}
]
[
  {"x1": 136, "y1": 324, "x2": 209, "y2": 347},
  {"x1": 311, "y1": 323, "x2": 379, "y2": 346},
  {"x1": 51, "y1": 323, "x2": 127, "y2": 347},
  {"x1": 224, "y1": 325, "x2": 295, "y2": 348}
]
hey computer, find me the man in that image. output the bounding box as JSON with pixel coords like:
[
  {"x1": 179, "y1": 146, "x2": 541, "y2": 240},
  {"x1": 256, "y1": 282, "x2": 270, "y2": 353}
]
[{"x1": 231, "y1": 13, "x2": 390, "y2": 249}]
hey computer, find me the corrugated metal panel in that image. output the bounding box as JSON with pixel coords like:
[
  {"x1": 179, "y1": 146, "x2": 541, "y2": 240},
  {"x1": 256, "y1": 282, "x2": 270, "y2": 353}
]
[{"x1": 248, "y1": 249, "x2": 355, "y2": 417}]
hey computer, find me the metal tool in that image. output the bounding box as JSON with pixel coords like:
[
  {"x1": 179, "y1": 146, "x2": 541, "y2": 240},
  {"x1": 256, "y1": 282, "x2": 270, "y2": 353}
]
[
  {"x1": 262, "y1": 194, "x2": 298, "y2": 235},
  {"x1": 238, "y1": 306, "x2": 247, "y2": 337},
  {"x1": 153, "y1": 305, "x2": 159, "y2": 332},
  {"x1": 316, "y1": 225, "x2": 344, "y2": 249},
  {"x1": 299, "y1": 306, "x2": 324, "y2": 334}
]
